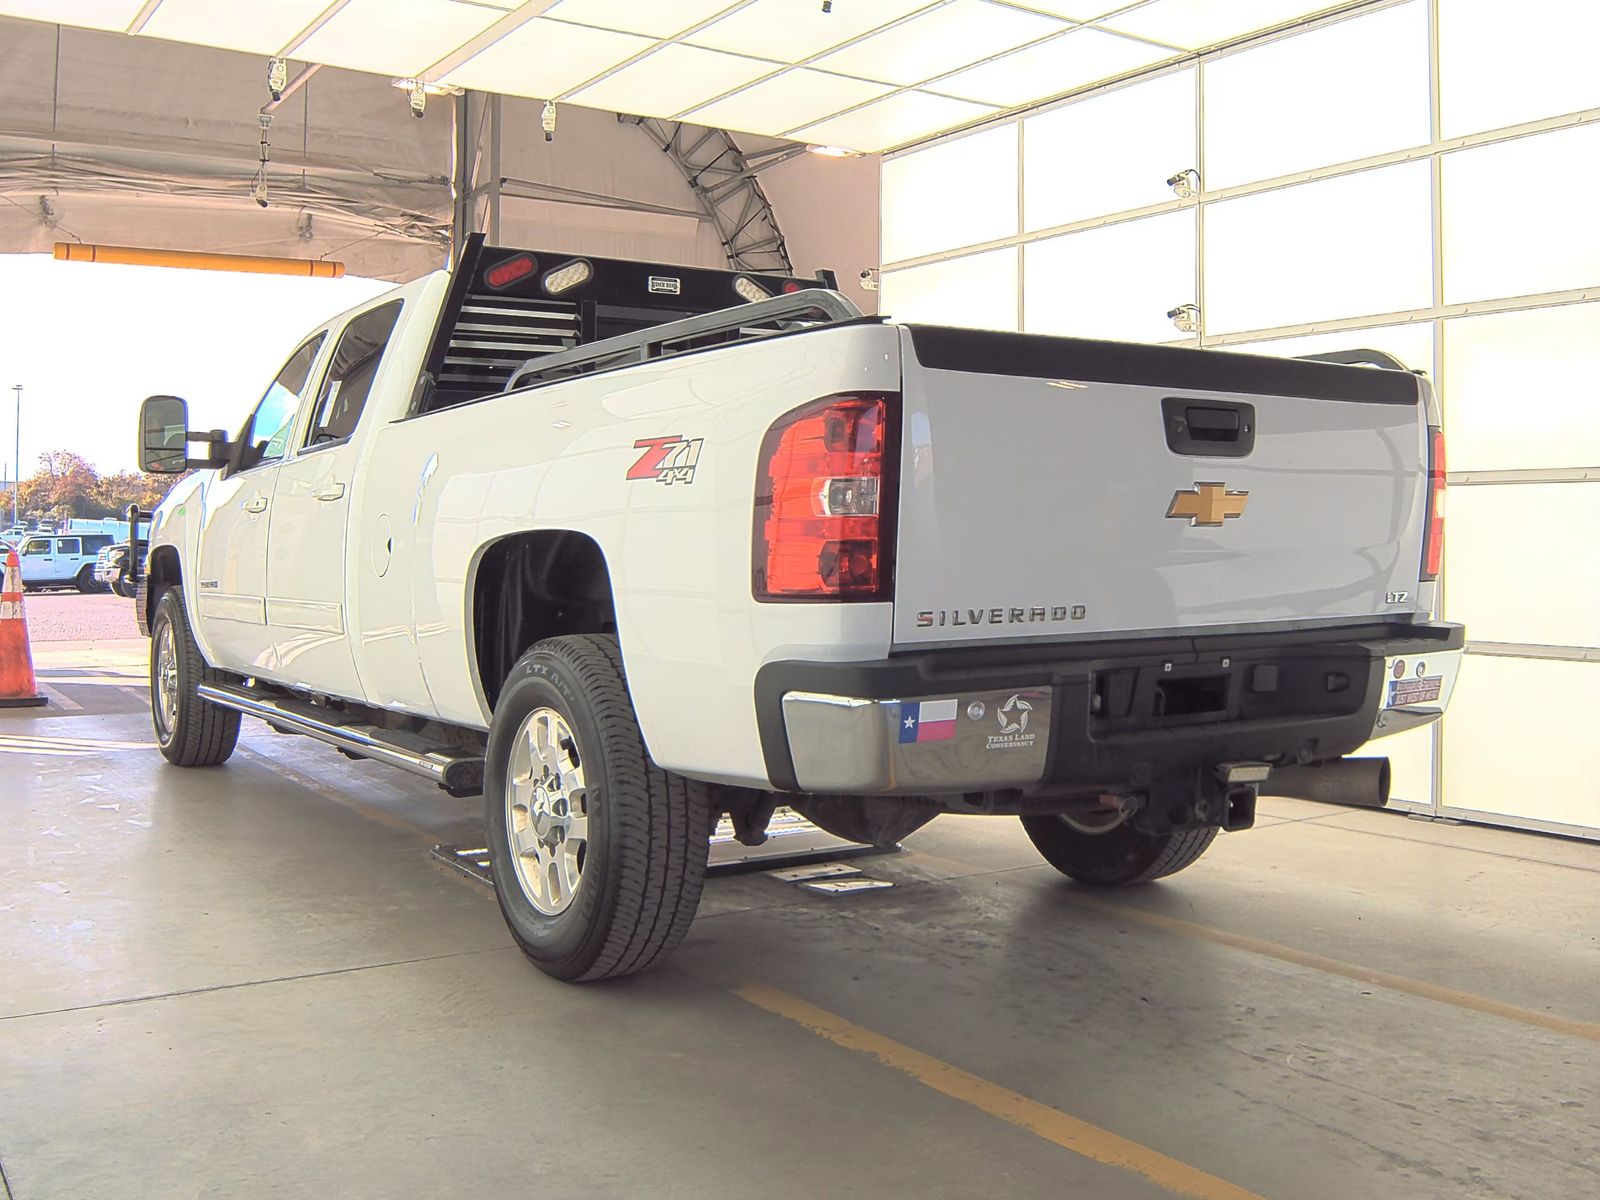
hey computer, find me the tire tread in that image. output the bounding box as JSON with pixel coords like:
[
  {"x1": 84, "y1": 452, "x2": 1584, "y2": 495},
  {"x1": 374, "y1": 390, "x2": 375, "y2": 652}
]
[
  {"x1": 1020, "y1": 816, "x2": 1217, "y2": 886},
  {"x1": 152, "y1": 588, "x2": 240, "y2": 768},
  {"x1": 498, "y1": 634, "x2": 712, "y2": 982}
]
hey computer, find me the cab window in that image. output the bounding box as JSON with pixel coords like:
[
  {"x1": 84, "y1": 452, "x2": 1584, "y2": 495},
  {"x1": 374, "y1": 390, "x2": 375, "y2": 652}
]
[
  {"x1": 305, "y1": 301, "x2": 402, "y2": 447},
  {"x1": 57, "y1": 537, "x2": 81, "y2": 557},
  {"x1": 21, "y1": 538, "x2": 49, "y2": 556},
  {"x1": 236, "y1": 333, "x2": 326, "y2": 472}
]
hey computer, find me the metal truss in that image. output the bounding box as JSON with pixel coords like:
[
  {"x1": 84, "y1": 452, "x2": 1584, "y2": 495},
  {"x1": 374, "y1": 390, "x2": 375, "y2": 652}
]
[{"x1": 621, "y1": 116, "x2": 794, "y2": 274}]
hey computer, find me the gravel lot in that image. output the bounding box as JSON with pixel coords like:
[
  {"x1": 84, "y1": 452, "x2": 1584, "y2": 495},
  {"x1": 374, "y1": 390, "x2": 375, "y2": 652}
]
[{"x1": 20, "y1": 591, "x2": 142, "y2": 643}]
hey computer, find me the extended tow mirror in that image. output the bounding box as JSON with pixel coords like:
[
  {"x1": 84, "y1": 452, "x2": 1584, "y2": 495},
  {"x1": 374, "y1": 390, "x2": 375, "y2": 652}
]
[{"x1": 138, "y1": 395, "x2": 230, "y2": 474}]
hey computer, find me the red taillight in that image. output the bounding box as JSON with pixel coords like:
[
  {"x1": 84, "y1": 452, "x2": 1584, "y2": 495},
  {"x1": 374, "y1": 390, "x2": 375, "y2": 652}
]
[
  {"x1": 754, "y1": 394, "x2": 894, "y2": 600},
  {"x1": 484, "y1": 254, "x2": 535, "y2": 290},
  {"x1": 1422, "y1": 425, "x2": 1445, "y2": 580}
]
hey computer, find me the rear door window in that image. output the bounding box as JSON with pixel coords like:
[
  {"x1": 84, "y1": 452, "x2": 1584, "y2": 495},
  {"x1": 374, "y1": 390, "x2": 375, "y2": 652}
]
[
  {"x1": 306, "y1": 301, "x2": 403, "y2": 446},
  {"x1": 57, "y1": 538, "x2": 81, "y2": 556}
]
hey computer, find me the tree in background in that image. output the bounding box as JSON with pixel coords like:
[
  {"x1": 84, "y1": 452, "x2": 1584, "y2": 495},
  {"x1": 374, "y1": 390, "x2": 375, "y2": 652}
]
[
  {"x1": 5, "y1": 452, "x2": 184, "y2": 526},
  {"x1": 95, "y1": 470, "x2": 178, "y2": 514}
]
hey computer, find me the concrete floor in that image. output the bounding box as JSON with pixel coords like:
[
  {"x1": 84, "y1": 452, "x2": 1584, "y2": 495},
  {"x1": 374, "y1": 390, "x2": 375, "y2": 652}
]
[{"x1": 2, "y1": 641, "x2": 1597, "y2": 1200}]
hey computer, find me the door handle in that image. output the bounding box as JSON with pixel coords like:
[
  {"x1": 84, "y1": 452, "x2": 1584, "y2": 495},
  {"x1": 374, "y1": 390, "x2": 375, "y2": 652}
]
[
  {"x1": 243, "y1": 495, "x2": 269, "y2": 514},
  {"x1": 314, "y1": 483, "x2": 346, "y2": 502}
]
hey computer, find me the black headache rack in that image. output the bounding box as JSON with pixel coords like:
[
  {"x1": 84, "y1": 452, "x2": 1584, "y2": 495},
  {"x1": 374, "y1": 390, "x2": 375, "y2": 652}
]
[{"x1": 416, "y1": 234, "x2": 844, "y2": 412}]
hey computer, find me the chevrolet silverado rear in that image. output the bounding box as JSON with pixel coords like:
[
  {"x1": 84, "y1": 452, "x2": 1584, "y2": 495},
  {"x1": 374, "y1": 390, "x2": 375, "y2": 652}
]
[{"x1": 759, "y1": 324, "x2": 1461, "y2": 857}]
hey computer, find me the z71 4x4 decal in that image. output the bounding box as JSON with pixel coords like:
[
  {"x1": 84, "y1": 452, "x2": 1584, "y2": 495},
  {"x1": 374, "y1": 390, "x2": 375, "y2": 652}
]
[{"x1": 627, "y1": 435, "x2": 703, "y2": 485}]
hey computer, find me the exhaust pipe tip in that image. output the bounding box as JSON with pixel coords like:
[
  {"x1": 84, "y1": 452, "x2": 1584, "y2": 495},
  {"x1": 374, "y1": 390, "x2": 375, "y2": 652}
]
[{"x1": 1260, "y1": 756, "x2": 1391, "y2": 809}]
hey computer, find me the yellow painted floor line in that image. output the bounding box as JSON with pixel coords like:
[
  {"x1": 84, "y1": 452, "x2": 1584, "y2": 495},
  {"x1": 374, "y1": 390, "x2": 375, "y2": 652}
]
[
  {"x1": 1067, "y1": 896, "x2": 1600, "y2": 1044},
  {"x1": 736, "y1": 982, "x2": 1269, "y2": 1200}
]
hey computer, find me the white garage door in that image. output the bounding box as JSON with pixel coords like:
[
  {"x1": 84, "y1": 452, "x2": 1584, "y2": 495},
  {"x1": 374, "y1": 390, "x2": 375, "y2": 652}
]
[{"x1": 879, "y1": 0, "x2": 1600, "y2": 840}]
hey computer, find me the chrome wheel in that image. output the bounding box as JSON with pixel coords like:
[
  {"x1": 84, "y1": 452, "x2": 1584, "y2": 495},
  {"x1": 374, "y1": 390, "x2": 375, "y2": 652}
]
[
  {"x1": 153, "y1": 618, "x2": 180, "y2": 743},
  {"x1": 505, "y1": 707, "x2": 590, "y2": 915}
]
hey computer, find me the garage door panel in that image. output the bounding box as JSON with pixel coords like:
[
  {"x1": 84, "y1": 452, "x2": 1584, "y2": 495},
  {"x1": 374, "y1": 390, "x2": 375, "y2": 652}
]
[
  {"x1": 1441, "y1": 656, "x2": 1600, "y2": 832},
  {"x1": 1443, "y1": 484, "x2": 1600, "y2": 648}
]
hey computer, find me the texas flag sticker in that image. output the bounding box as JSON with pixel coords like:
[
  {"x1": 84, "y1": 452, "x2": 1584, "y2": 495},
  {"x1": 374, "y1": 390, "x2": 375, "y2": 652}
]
[{"x1": 899, "y1": 698, "x2": 958, "y2": 744}]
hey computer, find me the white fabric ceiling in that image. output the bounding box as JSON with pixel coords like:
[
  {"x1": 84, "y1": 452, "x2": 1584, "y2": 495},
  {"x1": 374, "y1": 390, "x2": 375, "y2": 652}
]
[
  {"x1": 0, "y1": 0, "x2": 1367, "y2": 153},
  {"x1": 0, "y1": 14, "x2": 880, "y2": 285}
]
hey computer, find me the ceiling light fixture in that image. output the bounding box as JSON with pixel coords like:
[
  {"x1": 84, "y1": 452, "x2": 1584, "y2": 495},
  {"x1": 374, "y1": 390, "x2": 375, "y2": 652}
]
[
  {"x1": 807, "y1": 145, "x2": 861, "y2": 158},
  {"x1": 391, "y1": 78, "x2": 464, "y2": 121},
  {"x1": 267, "y1": 57, "x2": 288, "y2": 102}
]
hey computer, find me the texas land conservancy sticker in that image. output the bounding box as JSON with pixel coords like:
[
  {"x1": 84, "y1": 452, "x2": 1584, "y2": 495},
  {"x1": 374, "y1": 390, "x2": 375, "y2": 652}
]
[{"x1": 986, "y1": 693, "x2": 1037, "y2": 751}]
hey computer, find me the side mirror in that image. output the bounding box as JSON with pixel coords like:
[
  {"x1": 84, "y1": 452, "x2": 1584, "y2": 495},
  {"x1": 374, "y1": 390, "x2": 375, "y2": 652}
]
[
  {"x1": 138, "y1": 395, "x2": 229, "y2": 474},
  {"x1": 139, "y1": 395, "x2": 190, "y2": 474}
]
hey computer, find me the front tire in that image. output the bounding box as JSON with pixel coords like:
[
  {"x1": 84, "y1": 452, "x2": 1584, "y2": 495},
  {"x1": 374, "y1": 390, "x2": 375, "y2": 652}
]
[
  {"x1": 1020, "y1": 816, "x2": 1217, "y2": 886},
  {"x1": 485, "y1": 634, "x2": 713, "y2": 982},
  {"x1": 150, "y1": 588, "x2": 240, "y2": 767}
]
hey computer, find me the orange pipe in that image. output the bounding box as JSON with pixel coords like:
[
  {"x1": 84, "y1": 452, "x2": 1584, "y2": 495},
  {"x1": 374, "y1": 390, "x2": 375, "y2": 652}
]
[{"x1": 53, "y1": 242, "x2": 345, "y2": 278}]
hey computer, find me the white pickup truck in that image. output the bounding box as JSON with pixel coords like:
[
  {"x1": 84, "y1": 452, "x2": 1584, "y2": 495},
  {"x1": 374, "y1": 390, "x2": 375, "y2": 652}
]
[{"x1": 133, "y1": 236, "x2": 1463, "y2": 982}]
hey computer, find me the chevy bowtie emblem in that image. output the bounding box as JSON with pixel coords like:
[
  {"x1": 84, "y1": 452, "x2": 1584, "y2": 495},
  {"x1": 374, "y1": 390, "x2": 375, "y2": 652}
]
[{"x1": 1167, "y1": 482, "x2": 1249, "y2": 527}]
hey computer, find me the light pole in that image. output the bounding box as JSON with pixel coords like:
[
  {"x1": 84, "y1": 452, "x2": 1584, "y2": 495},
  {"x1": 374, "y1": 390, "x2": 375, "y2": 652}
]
[
  {"x1": 10, "y1": 384, "x2": 20, "y2": 528},
  {"x1": 10, "y1": 385, "x2": 20, "y2": 524}
]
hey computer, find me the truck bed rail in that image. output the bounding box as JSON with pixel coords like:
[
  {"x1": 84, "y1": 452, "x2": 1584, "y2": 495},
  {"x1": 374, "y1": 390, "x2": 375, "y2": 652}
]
[
  {"x1": 504, "y1": 289, "x2": 865, "y2": 392},
  {"x1": 1296, "y1": 348, "x2": 1415, "y2": 373}
]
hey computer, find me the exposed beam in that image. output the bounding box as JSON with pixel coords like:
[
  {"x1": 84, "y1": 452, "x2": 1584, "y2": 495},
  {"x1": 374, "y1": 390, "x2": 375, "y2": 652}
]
[
  {"x1": 420, "y1": 0, "x2": 566, "y2": 83},
  {"x1": 621, "y1": 117, "x2": 792, "y2": 273},
  {"x1": 490, "y1": 178, "x2": 702, "y2": 222},
  {"x1": 279, "y1": 0, "x2": 355, "y2": 58},
  {"x1": 125, "y1": 0, "x2": 165, "y2": 35}
]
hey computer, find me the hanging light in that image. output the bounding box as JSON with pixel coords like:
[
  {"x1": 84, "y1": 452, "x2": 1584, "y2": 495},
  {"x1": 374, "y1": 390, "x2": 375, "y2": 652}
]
[{"x1": 267, "y1": 57, "x2": 287, "y2": 101}]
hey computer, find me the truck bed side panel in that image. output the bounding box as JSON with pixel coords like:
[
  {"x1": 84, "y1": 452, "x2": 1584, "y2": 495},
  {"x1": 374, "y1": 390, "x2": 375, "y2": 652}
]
[{"x1": 365, "y1": 323, "x2": 903, "y2": 788}]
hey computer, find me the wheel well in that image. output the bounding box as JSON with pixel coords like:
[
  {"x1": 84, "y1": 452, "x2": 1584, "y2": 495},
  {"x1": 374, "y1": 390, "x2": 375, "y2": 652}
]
[
  {"x1": 144, "y1": 545, "x2": 181, "y2": 631},
  {"x1": 472, "y1": 531, "x2": 616, "y2": 710}
]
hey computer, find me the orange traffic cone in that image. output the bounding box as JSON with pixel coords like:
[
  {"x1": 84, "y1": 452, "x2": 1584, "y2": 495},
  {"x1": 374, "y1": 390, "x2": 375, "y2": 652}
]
[{"x1": 0, "y1": 547, "x2": 47, "y2": 708}]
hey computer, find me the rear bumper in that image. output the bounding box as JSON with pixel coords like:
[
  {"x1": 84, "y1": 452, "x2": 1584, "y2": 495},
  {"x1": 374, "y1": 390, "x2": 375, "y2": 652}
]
[{"x1": 756, "y1": 621, "x2": 1464, "y2": 795}]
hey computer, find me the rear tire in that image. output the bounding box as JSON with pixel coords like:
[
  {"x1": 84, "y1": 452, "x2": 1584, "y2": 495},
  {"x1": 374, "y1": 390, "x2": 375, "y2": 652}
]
[
  {"x1": 150, "y1": 588, "x2": 240, "y2": 767},
  {"x1": 1020, "y1": 816, "x2": 1217, "y2": 886},
  {"x1": 484, "y1": 634, "x2": 713, "y2": 982},
  {"x1": 75, "y1": 565, "x2": 103, "y2": 593}
]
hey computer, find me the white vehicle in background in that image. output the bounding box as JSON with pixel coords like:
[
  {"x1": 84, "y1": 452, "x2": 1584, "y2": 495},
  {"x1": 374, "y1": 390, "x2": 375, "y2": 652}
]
[
  {"x1": 130, "y1": 236, "x2": 1464, "y2": 983},
  {"x1": 15, "y1": 530, "x2": 115, "y2": 591}
]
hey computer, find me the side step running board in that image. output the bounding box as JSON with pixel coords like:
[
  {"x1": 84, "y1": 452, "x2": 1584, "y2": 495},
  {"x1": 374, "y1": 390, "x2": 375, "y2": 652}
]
[{"x1": 197, "y1": 682, "x2": 484, "y2": 797}]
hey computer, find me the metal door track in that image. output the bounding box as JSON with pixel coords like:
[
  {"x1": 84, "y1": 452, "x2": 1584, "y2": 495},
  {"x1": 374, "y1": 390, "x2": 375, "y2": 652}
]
[{"x1": 432, "y1": 806, "x2": 896, "y2": 887}]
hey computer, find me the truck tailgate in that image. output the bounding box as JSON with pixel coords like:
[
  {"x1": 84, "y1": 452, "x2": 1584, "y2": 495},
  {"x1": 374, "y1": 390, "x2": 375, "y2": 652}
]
[{"x1": 892, "y1": 326, "x2": 1429, "y2": 648}]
